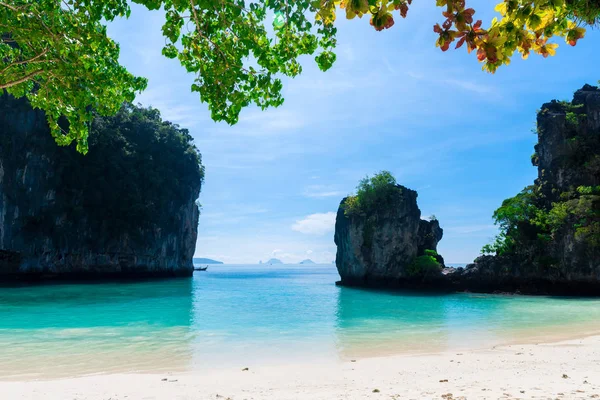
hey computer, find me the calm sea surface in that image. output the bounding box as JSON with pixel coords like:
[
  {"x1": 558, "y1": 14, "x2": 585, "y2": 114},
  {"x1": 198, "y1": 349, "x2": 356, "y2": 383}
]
[{"x1": 1, "y1": 264, "x2": 600, "y2": 379}]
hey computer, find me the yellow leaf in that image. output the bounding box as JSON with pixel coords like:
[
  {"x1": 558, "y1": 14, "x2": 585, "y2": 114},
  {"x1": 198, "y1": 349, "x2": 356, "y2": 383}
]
[
  {"x1": 494, "y1": 2, "x2": 507, "y2": 15},
  {"x1": 539, "y1": 9, "x2": 555, "y2": 28}
]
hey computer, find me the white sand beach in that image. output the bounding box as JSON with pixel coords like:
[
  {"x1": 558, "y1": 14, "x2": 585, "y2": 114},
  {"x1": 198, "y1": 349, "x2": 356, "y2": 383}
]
[{"x1": 3, "y1": 334, "x2": 600, "y2": 400}]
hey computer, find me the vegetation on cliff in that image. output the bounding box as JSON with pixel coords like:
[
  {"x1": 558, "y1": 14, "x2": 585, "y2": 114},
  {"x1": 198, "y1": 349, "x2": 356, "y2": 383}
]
[
  {"x1": 2, "y1": 0, "x2": 598, "y2": 150},
  {"x1": 407, "y1": 250, "x2": 443, "y2": 277},
  {"x1": 482, "y1": 186, "x2": 600, "y2": 258},
  {"x1": 343, "y1": 171, "x2": 401, "y2": 217}
]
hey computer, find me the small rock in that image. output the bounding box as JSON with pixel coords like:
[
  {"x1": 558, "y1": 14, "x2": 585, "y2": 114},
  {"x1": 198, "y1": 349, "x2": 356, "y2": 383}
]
[
  {"x1": 351, "y1": 360, "x2": 356, "y2": 362},
  {"x1": 372, "y1": 389, "x2": 380, "y2": 393},
  {"x1": 563, "y1": 374, "x2": 569, "y2": 379},
  {"x1": 161, "y1": 378, "x2": 167, "y2": 382},
  {"x1": 242, "y1": 367, "x2": 249, "y2": 371},
  {"x1": 440, "y1": 379, "x2": 448, "y2": 383}
]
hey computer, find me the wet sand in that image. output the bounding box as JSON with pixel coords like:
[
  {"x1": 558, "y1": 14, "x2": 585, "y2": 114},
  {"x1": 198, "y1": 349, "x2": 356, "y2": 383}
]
[{"x1": 3, "y1": 334, "x2": 600, "y2": 399}]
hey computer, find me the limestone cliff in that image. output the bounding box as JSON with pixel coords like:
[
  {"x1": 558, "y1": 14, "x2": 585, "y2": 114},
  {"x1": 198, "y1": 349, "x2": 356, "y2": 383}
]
[
  {"x1": 335, "y1": 185, "x2": 443, "y2": 286},
  {"x1": 453, "y1": 85, "x2": 600, "y2": 294},
  {"x1": 0, "y1": 94, "x2": 203, "y2": 280}
]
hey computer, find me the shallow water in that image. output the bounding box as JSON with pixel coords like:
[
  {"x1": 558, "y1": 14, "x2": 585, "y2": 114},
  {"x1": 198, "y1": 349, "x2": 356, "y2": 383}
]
[{"x1": 1, "y1": 264, "x2": 600, "y2": 379}]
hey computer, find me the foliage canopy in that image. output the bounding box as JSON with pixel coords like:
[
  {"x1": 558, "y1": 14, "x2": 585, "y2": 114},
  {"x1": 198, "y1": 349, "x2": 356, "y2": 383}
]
[
  {"x1": 1, "y1": 0, "x2": 598, "y2": 151},
  {"x1": 344, "y1": 170, "x2": 400, "y2": 216}
]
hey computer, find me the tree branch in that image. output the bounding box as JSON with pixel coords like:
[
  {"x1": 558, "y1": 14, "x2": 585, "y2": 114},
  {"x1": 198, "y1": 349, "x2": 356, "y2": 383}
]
[
  {"x1": 0, "y1": 69, "x2": 44, "y2": 89},
  {"x1": 0, "y1": 2, "x2": 21, "y2": 12},
  {"x1": 0, "y1": 49, "x2": 49, "y2": 75}
]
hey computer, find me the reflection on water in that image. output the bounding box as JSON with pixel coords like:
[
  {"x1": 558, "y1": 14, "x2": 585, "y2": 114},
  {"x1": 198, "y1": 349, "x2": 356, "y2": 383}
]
[
  {"x1": 187, "y1": 265, "x2": 339, "y2": 369},
  {"x1": 1, "y1": 265, "x2": 600, "y2": 379},
  {"x1": 335, "y1": 286, "x2": 600, "y2": 357},
  {"x1": 0, "y1": 278, "x2": 196, "y2": 378},
  {"x1": 335, "y1": 287, "x2": 451, "y2": 355}
]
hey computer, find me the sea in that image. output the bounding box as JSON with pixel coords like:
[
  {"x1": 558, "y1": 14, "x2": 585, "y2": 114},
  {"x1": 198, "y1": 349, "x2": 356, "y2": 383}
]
[{"x1": 1, "y1": 263, "x2": 600, "y2": 379}]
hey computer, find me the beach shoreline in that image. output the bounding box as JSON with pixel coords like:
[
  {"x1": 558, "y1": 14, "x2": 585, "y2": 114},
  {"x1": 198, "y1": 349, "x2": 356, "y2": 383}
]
[{"x1": 3, "y1": 333, "x2": 600, "y2": 400}]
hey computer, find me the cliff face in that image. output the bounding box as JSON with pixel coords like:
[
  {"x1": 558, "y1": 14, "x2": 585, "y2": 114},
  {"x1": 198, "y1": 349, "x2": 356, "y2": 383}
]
[
  {"x1": 0, "y1": 95, "x2": 203, "y2": 280},
  {"x1": 535, "y1": 85, "x2": 600, "y2": 196},
  {"x1": 334, "y1": 186, "x2": 443, "y2": 286},
  {"x1": 457, "y1": 85, "x2": 600, "y2": 294},
  {"x1": 535, "y1": 85, "x2": 600, "y2": 275}
]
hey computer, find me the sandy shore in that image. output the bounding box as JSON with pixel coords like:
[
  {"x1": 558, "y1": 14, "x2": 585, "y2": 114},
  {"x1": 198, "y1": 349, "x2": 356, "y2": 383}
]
[{"x1": 3, "y1": 335, "x2": 600, "y2": 400}]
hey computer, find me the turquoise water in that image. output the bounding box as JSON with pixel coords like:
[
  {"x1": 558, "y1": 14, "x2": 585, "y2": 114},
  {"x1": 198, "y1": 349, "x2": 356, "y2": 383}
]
[{"x1": 1, "y1": 264, "x2": 600, "y2": 379}]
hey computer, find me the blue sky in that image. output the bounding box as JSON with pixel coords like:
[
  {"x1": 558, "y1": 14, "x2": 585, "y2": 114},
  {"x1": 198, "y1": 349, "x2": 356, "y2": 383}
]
[{"x1": 107, "y1": 2, "x2": 600, "y2": 264}]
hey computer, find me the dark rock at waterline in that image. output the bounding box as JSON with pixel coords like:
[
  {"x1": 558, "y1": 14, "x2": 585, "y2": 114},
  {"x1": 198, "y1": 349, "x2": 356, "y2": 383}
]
[
  {"x1": 0, "y1": 94, "x2": 203, "y2": 281},
  {"x1": 336, "y1": 255, "x2": 600, "y2": 295},
  {"x1": 446, "y1": 256, "x2": 600, "y2": 295}
]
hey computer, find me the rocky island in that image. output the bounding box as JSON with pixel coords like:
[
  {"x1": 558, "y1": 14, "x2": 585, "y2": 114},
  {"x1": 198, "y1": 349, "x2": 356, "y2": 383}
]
[
  {"x1": 194, "y1": 258, "x2": 223, "y2": 264},
  {"x1": 335, "y1": 171, "x2": 444, "y2": 287},
  {"x1": 335, "y1": 85, "x2": 600, "y2": 295},
  {"x1": 455, "y1": 84, "x2": 600, "y2": 294},
  {"x1": 0, "y1": 95, "x2": 204, "y2": 280}
]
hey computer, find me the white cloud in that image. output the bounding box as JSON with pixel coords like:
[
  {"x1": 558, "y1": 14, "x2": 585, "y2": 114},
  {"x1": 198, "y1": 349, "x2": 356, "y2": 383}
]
[
  {"x1": 303, "y1": 185, "x2": 345, "y2": 198},
  {"x1": 291, "y1": 212, "x2": 336, "y2": 235},
  {"x1": 238, "y1": 108, "x2": 306, "y2": 132},
  {"x1": 403, "y1": 71, "x2": 496, "y2": 97},
  {"x1": 339, "y1": 44, "x2": 356, "y2": 62},
  {"x1": 135, "y1": 85, "x2": 209, "y2": 128},
  {"x1": 443, "y1": 79, "x2": 493, "y2": 95}
]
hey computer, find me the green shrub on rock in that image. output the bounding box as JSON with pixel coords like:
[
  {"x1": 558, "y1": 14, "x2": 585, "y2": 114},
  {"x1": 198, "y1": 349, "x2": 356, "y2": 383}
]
[
  {"x1": 343, "y1": 171, "x2": 401, "y2": 216},
  {"x1": 407, "y1": 250, "x2": 442, "y2": 278}
]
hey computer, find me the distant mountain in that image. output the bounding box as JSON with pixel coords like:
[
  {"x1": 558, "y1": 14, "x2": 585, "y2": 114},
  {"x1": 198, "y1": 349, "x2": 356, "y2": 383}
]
[
  {"x1": 193, "y1": 258, "x2": 223, "y2": 264},
  {"x1": 299, "y1": 259, "x2": 315, "y2": 264},
  {"x1": 265, "y1": 258, "x2": 283, "y2": 265}
]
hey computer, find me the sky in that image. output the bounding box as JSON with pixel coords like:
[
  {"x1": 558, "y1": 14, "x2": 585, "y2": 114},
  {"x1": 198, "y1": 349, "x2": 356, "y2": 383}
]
[{"x1": 106, "y1": 1, "x2": 600, "y2": 264}]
